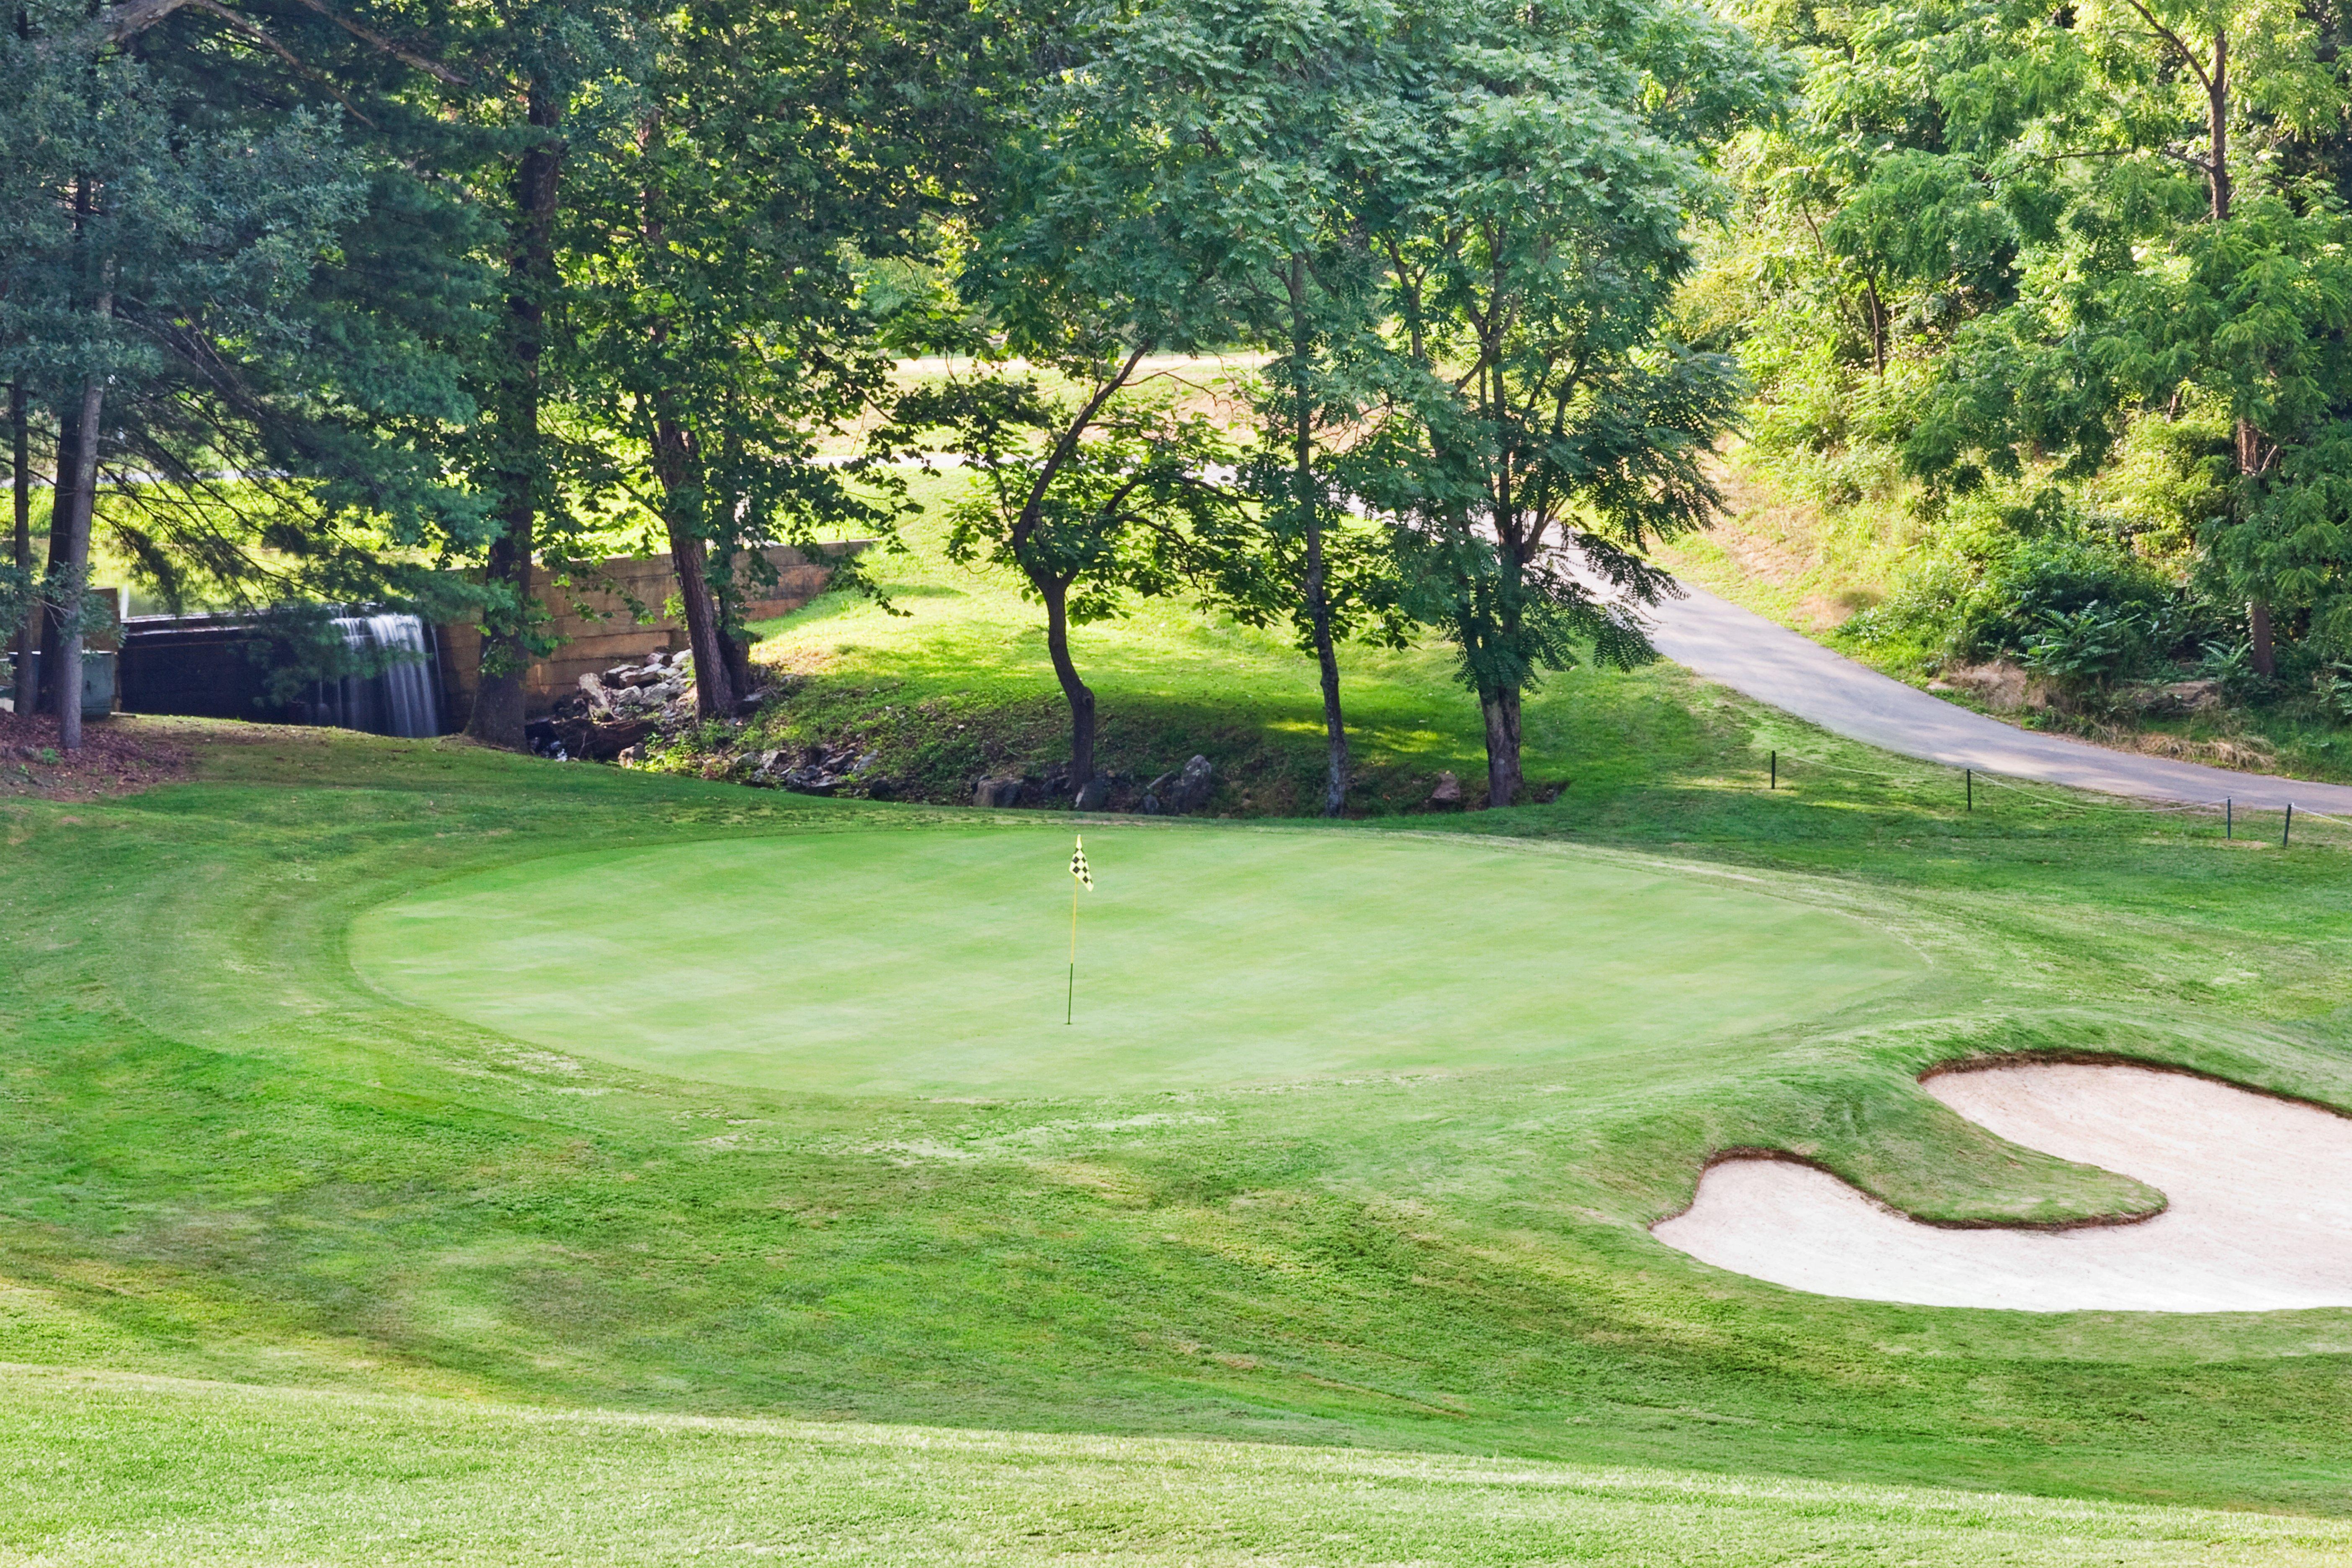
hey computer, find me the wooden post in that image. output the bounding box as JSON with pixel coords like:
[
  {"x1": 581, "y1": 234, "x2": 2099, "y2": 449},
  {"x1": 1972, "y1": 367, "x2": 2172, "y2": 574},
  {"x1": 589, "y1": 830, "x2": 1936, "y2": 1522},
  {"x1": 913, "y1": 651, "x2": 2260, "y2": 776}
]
[
  {"x1": 1965, "y1": 769, "x2": 1973, "y2": 812},
  {"x1": 1769, "y1": 750, "x2": 1776, "y2": 791},
  {"x1": 2284, "y1": 803, "x2": 2293, "y2": 847}
]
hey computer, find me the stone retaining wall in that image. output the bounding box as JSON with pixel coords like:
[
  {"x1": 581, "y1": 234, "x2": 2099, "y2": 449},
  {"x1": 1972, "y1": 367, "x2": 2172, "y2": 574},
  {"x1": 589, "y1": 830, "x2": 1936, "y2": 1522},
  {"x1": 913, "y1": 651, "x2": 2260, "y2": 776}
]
[{"x1": 438, "y1": 542, "x2": 861, "y2": 721}]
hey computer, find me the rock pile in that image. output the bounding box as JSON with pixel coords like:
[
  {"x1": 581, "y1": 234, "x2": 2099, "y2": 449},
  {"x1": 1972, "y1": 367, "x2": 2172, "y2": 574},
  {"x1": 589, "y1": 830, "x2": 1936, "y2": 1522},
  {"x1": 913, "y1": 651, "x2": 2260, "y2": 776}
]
[
  {"x1": 750, "y1": 742, "x2": 883, "y2": 797},
  {"x1": 972, "y1": 775, "x2": 1024, "y2": 807},
  {"x1": 529, "y1": 650, "x2": 696, "y2": 761},
  {"x1": 580, "y1": 650, "x2": 696, "y2": 718},
  {"x1": 1924, "y1": 660, "x2": 2047, "y2": 713},
  {"x1": 961, "y1": 756, "x2": 1216, "y2": 814}
]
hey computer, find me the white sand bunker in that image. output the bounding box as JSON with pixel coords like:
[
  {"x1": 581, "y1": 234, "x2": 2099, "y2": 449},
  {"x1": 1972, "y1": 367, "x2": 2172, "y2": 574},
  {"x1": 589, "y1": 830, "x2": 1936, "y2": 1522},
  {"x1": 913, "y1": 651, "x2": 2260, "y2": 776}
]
[{"x1": 1654, "y1": 1063, "x2": 2352, "y2": 1312}]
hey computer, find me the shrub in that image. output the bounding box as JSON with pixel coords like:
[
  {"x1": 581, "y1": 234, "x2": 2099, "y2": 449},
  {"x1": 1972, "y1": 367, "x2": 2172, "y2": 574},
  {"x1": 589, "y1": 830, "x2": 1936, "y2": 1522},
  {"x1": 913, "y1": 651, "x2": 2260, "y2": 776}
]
[
  {"x1": 2019, "y1": 601, "x2": 2151, "y2": 690},
  {"x1": 1841, "y1": 488, "x2": 2198, "y2": 683}
]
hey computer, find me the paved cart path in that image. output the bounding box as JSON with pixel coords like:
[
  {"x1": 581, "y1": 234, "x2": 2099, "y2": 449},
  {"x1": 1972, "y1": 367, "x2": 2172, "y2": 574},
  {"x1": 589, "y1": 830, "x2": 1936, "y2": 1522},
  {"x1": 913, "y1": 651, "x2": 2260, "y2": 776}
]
[{"x1": 1634, "y1": 575, "x2": 2352, "y2": 813}]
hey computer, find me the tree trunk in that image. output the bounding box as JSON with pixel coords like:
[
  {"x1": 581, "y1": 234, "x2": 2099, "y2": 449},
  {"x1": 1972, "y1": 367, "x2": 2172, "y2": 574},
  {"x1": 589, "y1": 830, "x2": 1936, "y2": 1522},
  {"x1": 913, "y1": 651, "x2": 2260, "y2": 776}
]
[
  {"x1": 2204, "y1": 33, "x2": 2274, "y2": 678},
  {"x1": 1287, "y1": 258, "x2": 1349, "y2": 817},
  {"x1": 2208, "y1": 31, "x2": 2231, "y2": 223},
  {"x1": 721, "y1": 621, "x2": 756, "y2": 705},
  {"x1": 644, "y1": 405, "x2": 738, "y2": 720},
  {"x1": 1861, "y1": 274, "x2": 1887, "y2": 377},
  {"x1": 2234, "y1": 361, "x2": 2275, "y2": 676},
  {"x1": 52, "y1": 247, "x2": 114, "y2": 751},
  {"x1": 1307, "y1": 593, "x2": 1349, "y2": 818},
  {"x1": 54, "y1": 375, "x2": 107, "y2": 751},
  {"x1": 633, "y1": 121, "x2": 745, "y2": 725},
  {"x1": 1040, "y1": 578, "x2": 1096, "y2": 785},
  {"x1": 9, "y1": 383, "x2": 30, "y2": 684},
  {"x1": 468, "y1": 84, "x2": 562, "y2": 749},
  {"x1": 36, "y1": 374, "x2": 85, "y2": 720},
  {"x1": 666, "y1": 526, "x2": 739, "y2": 719},
  {"x1": 1480, "y1": 684, "x2": 1523, "y2": 809}
]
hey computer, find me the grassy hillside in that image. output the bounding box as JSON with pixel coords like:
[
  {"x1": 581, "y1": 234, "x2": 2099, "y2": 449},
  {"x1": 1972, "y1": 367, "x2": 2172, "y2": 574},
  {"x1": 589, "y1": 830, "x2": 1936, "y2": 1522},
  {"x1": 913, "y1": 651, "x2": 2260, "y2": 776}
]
[{"x1": 645, "y1": 472, "x2": 1707, "y2": 813}]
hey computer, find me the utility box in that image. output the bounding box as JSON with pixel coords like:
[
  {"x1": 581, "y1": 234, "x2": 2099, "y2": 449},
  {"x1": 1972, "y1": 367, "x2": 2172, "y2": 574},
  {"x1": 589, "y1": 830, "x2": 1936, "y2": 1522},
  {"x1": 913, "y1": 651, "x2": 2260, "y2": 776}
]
[{"x1": 4, "y1": 650, "x2": 117, "y2": 719}]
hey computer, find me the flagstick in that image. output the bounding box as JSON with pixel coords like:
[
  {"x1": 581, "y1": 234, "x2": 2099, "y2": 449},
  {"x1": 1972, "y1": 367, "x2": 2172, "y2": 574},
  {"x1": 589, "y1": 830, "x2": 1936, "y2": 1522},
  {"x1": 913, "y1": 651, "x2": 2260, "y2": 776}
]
[{"x1": 1066, "y1": 872, "x2": 1078, "y2": 1026}]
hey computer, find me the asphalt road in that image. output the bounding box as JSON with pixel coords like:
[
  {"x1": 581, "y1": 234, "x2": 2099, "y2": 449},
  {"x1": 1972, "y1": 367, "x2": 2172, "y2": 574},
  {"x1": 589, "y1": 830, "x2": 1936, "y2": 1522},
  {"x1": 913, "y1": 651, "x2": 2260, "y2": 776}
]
[{"x1": 1637, "y1": 576, "x2": 2352, "y2": 813}]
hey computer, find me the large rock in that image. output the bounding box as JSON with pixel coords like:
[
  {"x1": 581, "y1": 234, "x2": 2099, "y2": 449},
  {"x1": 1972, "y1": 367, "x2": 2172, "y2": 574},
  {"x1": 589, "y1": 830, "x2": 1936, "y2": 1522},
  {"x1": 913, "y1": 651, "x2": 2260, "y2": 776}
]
[
  {"x1": 2134, "y1": 678, "x2": 2224, "y2": 716},
  {"x1": 1142, "y1": 757, "x2": 1215, "y2": 814},
  {"x1": 1429, "y1": 770, "x2": 1462, "y2": 807},
  {"x1": 1073, "y1": 775, "x2": 1110, "y2": 812},
  {"x1": 1925, "y1": 660, "x2": 2050, "y2": 713},
  {"x1": 1167, "y1": 754, "x2": 1213, "y2": 814},
  {"x1": 973, "y1": 776, "x2": 1024, "y2": 808}
]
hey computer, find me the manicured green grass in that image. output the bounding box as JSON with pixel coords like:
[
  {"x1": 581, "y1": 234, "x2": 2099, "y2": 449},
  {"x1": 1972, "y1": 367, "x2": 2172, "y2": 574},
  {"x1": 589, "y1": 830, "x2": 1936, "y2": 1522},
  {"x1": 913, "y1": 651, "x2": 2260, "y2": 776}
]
[
  {"x1": 11, "y1": 1364, "x2": 2352, "y2": 1567},
  {"x1": 10, "y1": 632, "x2": 2352, "y2": 1558},
  {"x1": 353, "y1": 828, "x2": 1919, "y2": 1095}
]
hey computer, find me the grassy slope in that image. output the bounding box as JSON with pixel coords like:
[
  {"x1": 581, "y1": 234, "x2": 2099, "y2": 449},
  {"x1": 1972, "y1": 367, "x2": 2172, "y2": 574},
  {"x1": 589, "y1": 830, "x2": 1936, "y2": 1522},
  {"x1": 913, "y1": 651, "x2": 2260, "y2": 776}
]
[
  {"x1": 6, "y1": 689, "x2": 2352, "y2": 1552},
  {"x1": 723, "y1": 470, "x2": 1586, "y2": 813},
  {"x1": 11, "y1": 1365, "x2": 2352, "y2": 1567},
  {"x1": 1644, "y1": 456, "x2": 1921, "y2": 641}
]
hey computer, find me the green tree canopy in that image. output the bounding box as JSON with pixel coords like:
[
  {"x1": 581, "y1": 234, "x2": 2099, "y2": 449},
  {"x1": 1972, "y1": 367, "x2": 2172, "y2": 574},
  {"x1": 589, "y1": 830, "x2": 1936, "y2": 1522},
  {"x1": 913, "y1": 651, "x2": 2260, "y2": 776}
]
[{"x1": 1369, "y1": 0, "x2": 1775, "y2": 806}]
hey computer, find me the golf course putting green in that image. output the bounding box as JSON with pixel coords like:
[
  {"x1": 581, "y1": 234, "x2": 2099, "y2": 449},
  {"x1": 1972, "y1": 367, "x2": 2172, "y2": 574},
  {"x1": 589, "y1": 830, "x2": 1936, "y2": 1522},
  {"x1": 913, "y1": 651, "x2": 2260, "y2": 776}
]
[{"x1": 350, "y1": 826, "x2": 1923, "y2": 1096}]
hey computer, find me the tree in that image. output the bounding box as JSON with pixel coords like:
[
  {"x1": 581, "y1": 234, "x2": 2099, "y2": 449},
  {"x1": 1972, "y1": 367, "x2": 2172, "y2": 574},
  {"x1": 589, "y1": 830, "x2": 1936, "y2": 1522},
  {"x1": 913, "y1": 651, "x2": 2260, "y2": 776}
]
[
  {"x1": 1070, "y1": 0, "x2": 1416, "y2": 816},
  {"x1": 4, "y1": 1, "x2": 406, "y2": 744},
  {"x1": 1703, "y1": 0, "x2": 2352, "y2": 683},
  {"x1": 1372, "y1": 0, "x2": 1769, "y2": 806},
  {"x1": 887, "y1": 370, "x2": 1230, "y2": 787},
  {"x1": 2, "y1": 0, "x2": 503, "y2": 744},
  {"x1": 464, "y1": 71, "x2": 569, "y2": 746},
  {"x1": 887, "y1": 14, "x2": 1236, "y2": 789},
  {"x1": 1893, "y1": 0, "x2": 2352, "y2": 676},
  {"x1": 562, "y1": 0, "x2": 993, "y2": 720},
  {"x1": 7, "y1": 382, "x2": 27, "y2": 680},
  {"x1": 426, "y1": 0, "x2": 635, "y2": 749}
]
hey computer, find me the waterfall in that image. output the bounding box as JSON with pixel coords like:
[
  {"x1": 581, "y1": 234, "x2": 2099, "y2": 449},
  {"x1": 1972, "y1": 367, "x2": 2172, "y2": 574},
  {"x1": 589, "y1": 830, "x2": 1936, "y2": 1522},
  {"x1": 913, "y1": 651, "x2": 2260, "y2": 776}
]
[{"x1": 315, "y1": 613, "x2": 442, "y2": 738}]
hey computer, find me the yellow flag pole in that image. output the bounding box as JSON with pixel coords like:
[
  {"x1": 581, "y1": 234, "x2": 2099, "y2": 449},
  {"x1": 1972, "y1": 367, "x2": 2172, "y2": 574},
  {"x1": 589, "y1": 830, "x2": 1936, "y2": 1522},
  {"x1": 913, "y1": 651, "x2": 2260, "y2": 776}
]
[{"x1": 1066, "y1": 864, "x2": 1079, "y2": 1026}]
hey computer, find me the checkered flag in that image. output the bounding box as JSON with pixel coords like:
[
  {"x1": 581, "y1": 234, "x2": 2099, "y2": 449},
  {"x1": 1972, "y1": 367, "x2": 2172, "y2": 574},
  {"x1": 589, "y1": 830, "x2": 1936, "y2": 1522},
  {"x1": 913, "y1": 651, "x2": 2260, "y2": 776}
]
[{"x1": 1069, "y1": 836, "x2": 1092, "y2": 890}]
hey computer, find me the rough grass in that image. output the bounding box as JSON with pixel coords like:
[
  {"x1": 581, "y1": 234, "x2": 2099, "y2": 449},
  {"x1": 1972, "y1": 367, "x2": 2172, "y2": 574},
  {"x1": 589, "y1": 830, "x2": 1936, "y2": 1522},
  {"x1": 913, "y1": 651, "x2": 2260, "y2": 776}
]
[{"x1": 11, "y1": 1364, "x2": 2352, "y2": 1566}]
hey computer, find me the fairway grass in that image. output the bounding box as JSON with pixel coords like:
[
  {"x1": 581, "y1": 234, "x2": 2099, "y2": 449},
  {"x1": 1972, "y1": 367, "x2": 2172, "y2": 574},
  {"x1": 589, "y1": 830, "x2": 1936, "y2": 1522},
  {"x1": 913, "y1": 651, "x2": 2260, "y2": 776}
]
[
  {"x1": 352, "y1": 828, "x2": 1921, "y2": 1095},
  {"x1": 11, "y1": 1364, "x2": 2352, "y2": 1567}
]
